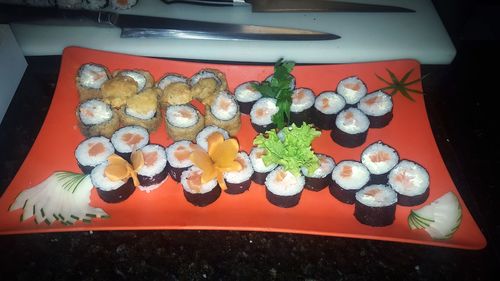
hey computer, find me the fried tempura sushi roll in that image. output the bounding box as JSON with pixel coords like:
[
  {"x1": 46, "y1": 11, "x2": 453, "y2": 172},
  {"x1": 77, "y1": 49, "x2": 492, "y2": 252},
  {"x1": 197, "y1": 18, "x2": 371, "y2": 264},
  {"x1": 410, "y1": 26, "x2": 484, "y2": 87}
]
[
  {"x1": 76, "y1": 63, "x2": 110, "y2": 101},
  {"x1": 113, "y1": 69, "x2": 154, "y2": 92},
  {"x1": 76, "y1": 99, "x2": 120, "y2": 138},
  {"x1": 157, "y1": 73, "x2": 192, "y2": 107},
  {"x1": 189, "y1": 69, "x2": 227, "y2": 105},
  {"x1": 118, "y1": 88, "x2": 162, "y2": 132},
  {"x1": 101, "y1": 75, "x2": 138, "y2": 108},
  {"x1": 165, "y1": 104, "x2": 204, "y2": 141},
  {"x1": 204, "y1": 92, "x2": 241, "y2": 136}
]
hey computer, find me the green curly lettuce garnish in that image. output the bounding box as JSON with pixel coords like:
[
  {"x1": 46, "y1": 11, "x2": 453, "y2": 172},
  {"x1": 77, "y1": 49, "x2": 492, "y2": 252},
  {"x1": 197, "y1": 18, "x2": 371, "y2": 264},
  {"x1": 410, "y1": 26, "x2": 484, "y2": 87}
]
[
  {"x1": 252, "y1": 59, "x2": 295, "y2": 129},
  {"x1": 253, "y1": 123, "x2": 321, "y2": 176}
]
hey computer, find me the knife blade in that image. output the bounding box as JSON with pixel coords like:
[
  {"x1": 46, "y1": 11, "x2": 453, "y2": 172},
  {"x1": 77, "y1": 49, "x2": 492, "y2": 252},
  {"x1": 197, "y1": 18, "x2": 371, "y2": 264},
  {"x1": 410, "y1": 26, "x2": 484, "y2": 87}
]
[
  {"x1": 0, "y1": 4, "x2": 339, "y2": 41},
  {"x1": 161, "y1": 0, "x2": 416, "y2": 13}
]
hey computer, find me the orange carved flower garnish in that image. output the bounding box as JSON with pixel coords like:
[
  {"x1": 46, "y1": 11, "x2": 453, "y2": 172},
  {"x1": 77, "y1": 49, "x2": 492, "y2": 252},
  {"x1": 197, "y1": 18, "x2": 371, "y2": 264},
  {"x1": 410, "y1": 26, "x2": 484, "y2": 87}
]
[{"x1": 104, "y1": 152, "x2": 144, "y2": 187}]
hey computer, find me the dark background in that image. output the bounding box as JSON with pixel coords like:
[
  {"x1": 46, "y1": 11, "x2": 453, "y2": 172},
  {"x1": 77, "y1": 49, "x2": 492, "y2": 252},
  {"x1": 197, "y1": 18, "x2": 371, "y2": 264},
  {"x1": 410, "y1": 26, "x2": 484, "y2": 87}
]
[{"x1": 0, "y1": 1, "x2": 499, "y2": 280}]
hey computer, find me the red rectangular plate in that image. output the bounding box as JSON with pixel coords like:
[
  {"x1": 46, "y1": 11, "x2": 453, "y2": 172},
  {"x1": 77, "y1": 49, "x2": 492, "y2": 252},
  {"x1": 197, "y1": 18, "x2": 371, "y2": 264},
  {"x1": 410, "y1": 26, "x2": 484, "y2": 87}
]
[{"x1": 0, "y1": 47, "x2": 486, "y2": 250}]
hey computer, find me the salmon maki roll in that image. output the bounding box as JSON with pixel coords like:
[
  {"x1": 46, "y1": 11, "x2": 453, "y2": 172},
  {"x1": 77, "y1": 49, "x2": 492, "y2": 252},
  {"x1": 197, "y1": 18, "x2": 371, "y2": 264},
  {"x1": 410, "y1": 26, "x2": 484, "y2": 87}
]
[
  {"x1": 224, "y1": 152, "x2": 254, "y2": 195},
  {"x1": 110, "y1": 125, "x2": 149, "y2": 161},
  {"x1": 234, "y1": 81, "x2": 262, "y2": 115},
  {"x1": 265, "y1": 166, "x2": 305, "y2": 208},
  {"x1": 165, "y1": 140, "x2": 200, "y2": 182},
  {"x1": 165, "y1": 104, "x2": 204, "y2": 141},
  {"x1": 75, "y1": 136, "x2": 115, "y2": 174},
  {"x1": 290, "y1": 88, "x2": 315, "y2": 126},
  {"x1": 361, "y1": 141, "x2": 399, "y2": 184},
  {"x1": 330, "y1": 108, "x2": 370, "y2": 148},
  {"x1": 136, "y1": 144, "x2": 169, "y2": 193},
  {"x1": 388, "y1": 160, "x2": 430, "y2": 206},
  {"x1": 250, "y1": 98, "x2": 278, "y2": 133},
  {"x1": 313, "y1": 91, "x2": 346, "y2": 130},
  {"x1": 329, "y1": 160, "x2": 370, "y2": 204},
  {"x1": 357, "y1": 90, "x2": 394, "y2": 128},
  {"x1": 354, "y1": 184, "x2": 398, "y2": 226},
  {"x1": 337, "y1": 76, "x2": 367, "y2": 106},
  {"x1": 181, "y1": 166, "x2": 221, "y2": 207},
  {"x1": 76, "y1": 99, "x2": 120, "y2": 139}
]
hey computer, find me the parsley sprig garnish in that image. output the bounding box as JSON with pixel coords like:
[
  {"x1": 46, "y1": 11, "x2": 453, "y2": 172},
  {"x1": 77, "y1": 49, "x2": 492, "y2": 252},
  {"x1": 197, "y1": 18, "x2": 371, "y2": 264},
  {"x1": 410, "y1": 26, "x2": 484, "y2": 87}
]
[{"x1": 376, "y1": 68, "x2": 429, "y2": 102}]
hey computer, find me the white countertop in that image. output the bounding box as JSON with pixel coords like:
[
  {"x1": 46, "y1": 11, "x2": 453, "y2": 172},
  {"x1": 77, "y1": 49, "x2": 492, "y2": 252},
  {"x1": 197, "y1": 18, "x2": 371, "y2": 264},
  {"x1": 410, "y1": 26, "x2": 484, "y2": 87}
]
[{"x1": 9, "y1": 0, "x2": 455, "y2": 64}]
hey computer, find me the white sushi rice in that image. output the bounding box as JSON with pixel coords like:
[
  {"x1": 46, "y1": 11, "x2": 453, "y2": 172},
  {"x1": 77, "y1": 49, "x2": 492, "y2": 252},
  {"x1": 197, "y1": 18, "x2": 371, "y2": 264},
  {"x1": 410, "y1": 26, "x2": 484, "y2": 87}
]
[
  {"x1": 125, "y1": 106, "x2": 156, "y2": 120},
  {"x1": 224, "y1": 152, "x2": 254, "y2": 184},
  {"x1": 355, "y1": 184, "x2": 398, "y2": 207},
  {"x1": 116, "y1": 70, "x2": 146, "y2": 91},
  {"x1": 157, "y1": 74, "x2": 188, "y2": 90},
  {"x1": 331, "y1": 160, "x2": 370, "y2": 190},
  {"x1": 388, "y1": 160, "x2": 430, "y2": 196},
  {"x1": 189, "y1": 70, "x2": 221, "y2": 87},
  {"x1": 137, "y1": 144, "x2": 167, "y2": 177},
  {"x1": 210, "y1": 92, "x2": 239, "y2": 121},
  {"x1": 250, "y1": 147, "x2": 278, "y2": 173},
  {"x1": 91, "y1": 161, "x2": 126, "y2": 191},
  {"x1": 357, "y1": 90, "x2": 393, "y2": 117},
  {"x1": 337, "y1": 76, "x2": 367, "y2": 105},
  {"x1": 166, "y1": 140, "x2": 198, "y2": 168},
  {"x1": 314, "y1": 91, "x2": 346, "y2": 114},
  {"x1": 291, "y1": 88, "x2": 315, "y2": 112},
  {"x1": 181, "y1": 166, "x2": 218, "y2": 194},
  {"x1": 78, "y1": 99, "x2": 113, "y2": 125},
  {"x1": 78, "y1": 63, "x2": 108, "y2": 89},
  {"x1": 195, "y1": 126, "x2": 229, "y2": 151},
  {"x1": 235, "y1": 81, "x2": 262, "y2": 102},
  {"x1": 301, "y1": 154, "x2": 335, "y2": 178},
  {"x1": 361, "y1": 141, "x2": 399, "y2": 175},
  {"x1": 166, "y1": 105, "x2": 199, "y2": 128},
  {"x1": 335, "y1": 108, "x2": 370, "y2": 134},
  {"x1": 75, "y1": 136, "x2": 115, "y2": 167},
  {"x1": 111, "y1": 126, "x2": 149, "y2": 153},
  {"x1": 250, "y1": 98, "x2": 278, "y2": 126},
  {"x1": 265, "y1": 166, "x2": 305, "y2": 196}
]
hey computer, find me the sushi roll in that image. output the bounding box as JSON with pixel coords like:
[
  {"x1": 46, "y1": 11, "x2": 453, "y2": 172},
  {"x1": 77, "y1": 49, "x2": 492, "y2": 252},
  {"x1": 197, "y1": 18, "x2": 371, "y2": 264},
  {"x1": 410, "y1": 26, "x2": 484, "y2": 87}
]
[
  {"x1": 118, "y1": 88, "x2": 162, "y2": 132},
  {"x1": 234, "y1": 81, "x2": 263, "y2": 115},
  {"x1": 91, "y1": 161, "x2": 135, "y2": 204},
  {"x1": 75, "y1": 136, "x2": 115, "y2": 174},
  {"x1": 136, "y1": 144, "x2": 169, "y2": 193},
  {"x1": 165, "y1": 104, "x2": 204, "y2": 141},
  {"x1": 100, "y1": 75, "x2": 139, "y2": 108},
  {"x1": 388, "y1": 160, "x2": 430, "y2": 206},
  {"x1": 354, "y1": 184, "x2": 398, "y2": 227},
  {"x1": 337, "y1": 76, "x2": 367, "y2": 106},
  {"x1": 330, "y1": 108, "x2": 370, "y2": 148},
  {"x1": 76, "y1": 98, "x2": 120, "y2": 138},
  {"x1": 224, "y1": 152, "x2": 254, "y2": 195},
  {"x1": 189, "y1": 69, "x2": 227, "y2": 105},
  {"x1": 110, "y1": 125, "x2": 149, "y2": 161},
  {"x1": 313, "y1": 91, "x2": 346, "y2": 130},
  {"x1": 250, "y1": 98, "x2": 279, "y2": 133},
  {"x1": 113, "y1": 69, "x2": 154, "y2": 92},
  {"x1": 329, "y1": 160, "x2": 370, "y2": 204},
  {"x1": 357, "y1": 90, "x2": 393, "y2": 128},
  {"x1": 195, "y1": 125, "x2": 230, "y2": 151},
  {"x1": 157, "y1": 73, "x2": 192, "y2": 107},
  {"x1": 265, "y1": 166, "x2": 305, "y2": 208},
  {"x1": 301, "y1": 154, "x2": 335, "y2": 192},
  {"x1": 166, "y1": 140, "x2": 200, "y2": 182},
  {"x1": 361, "y1": 141, "x2": 399, "y2": 184},
  {"x1": 110, "y1": 0, "x2": 137, "y2": 9},
  {"x1": 204, "y1": 92, "x2": 241, "y2": 136},
  {"x1": 76, "y1": 63, "x2": 110, "y2": 101},
  {"x1": 181, "y1": 166, "x2": 221, "y2": 207},
  {"x1": 249, "y1": 147, "x2": 278, "y2": 185},
  {"x1": 290, "y1": 88, "x2": 315, "y2": 126}
]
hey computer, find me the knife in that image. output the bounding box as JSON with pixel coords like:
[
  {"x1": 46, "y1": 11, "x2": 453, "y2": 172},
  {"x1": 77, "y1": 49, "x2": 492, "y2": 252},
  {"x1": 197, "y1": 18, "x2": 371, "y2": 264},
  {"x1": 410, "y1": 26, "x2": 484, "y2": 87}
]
[
  {"x1": 0, "y1": 4, "x2": 339, "y2": 41},
  {"x1": 161, "y1": 0, "x2": 416, "y2": 13}
]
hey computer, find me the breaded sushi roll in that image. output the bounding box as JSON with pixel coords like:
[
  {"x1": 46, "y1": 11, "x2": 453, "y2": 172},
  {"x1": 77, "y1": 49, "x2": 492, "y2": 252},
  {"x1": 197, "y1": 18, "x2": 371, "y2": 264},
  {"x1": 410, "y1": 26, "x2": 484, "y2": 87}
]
[
  {"x1": 204, "y1": 92, "x2": 241, "y2": 136},
  {"x1": 313, "y1": 91, "x2": 346, "y2": 130},
  {"x1": 91, "y1": 161, "x2": 135, "y2": 204},
  {"x1": 330, "y1": 108, "x2": 370, "y2": 148},
  {"x1": 290, "y1": 88, "x2": 315, "y2": 125},
  {"x1": 157, "y1": 73, "x2": 192, "y2": 106},
  {"x1": 234, "y1": 81, "x2": 262, "y2": 115},
  {"x1": 361, "y1": 141, "x2": 399, "y2": 184},
  {"x1": 354, "y1": 184, "x2": 398, "y2": 227},
  {"x1": 301, "y1": 153, "x2": 335, "y2": 192},
  {"x1": 100, "y1": 75, "x2": 139, "y2": 108},
  {"x1": 265, "y1": 166, "x2": 305, "y2": 208},
  {"x1": 136, "y1": 144, "x2": 169, "y2": 193},
  {"x1": 189, "y1": 69, "x2": 227, "y2": 105},
  {"x1": 76, "y1": 63, "x2": 110, "y2": 101},
  {"x1": 250, "y1": 98, "x2": 279, "y2": 133},
  {"x1": 329, "y1": 160, "x2": 370, "y2": 204},
  {"x1": 337, "y1": 76, "x2": 367, "y2": 106},
  {"x1": 118, "y1": 88, "x2": 162, "y2": 132},
  {"x1": 76, "y1": 99, "x2": 120, "y2": 138},
  {"x1": 165, "y1": 104, "x2": 204, "y2": 141},
  {"x1": 357, "y1": 90, "x2": 394, "y2": 128},
  {"x1": 181, "y1": 166, "x2": 221, "y2": 207},
  {"x1": 166, "y1": 140, "x2": 200, "y2": 182},
  {"x1": 75, "y1": 136, "x2": 115, "y2": 174},
  {"x1": 113, "y1": 69, "x2": 154, "y2": 92},
  {"x1": 388, "y1": 160, "x2": 430, "y2": 206},
  {"x1": 195, "y1": 125, "x2": 230, "y2": 151},
  {"x1": 110, "y1": 125, "x2": 149, "y2": 160},
  {"x1": 224, "y1": 152, "x2": 254, "y2": 195},
  {"x1": 250, "y1": 147, "x2": 278, "y2": 185}
]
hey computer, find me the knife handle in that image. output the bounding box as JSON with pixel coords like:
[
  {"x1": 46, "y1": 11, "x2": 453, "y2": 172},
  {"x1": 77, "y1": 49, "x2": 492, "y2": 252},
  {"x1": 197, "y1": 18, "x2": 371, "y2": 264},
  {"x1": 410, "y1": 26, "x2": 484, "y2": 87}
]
[{"x1": 161, "y1": 0, "x2": 247, "y2": 6}]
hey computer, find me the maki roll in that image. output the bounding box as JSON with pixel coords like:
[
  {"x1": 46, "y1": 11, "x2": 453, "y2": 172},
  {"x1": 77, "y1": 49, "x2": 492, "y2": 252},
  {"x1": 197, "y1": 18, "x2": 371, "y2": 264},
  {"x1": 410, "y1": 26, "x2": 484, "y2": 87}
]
[
  {"x1": 388, "y1": 160, "x2": 430, "y2": 206},
  {"x1": 224, "y1": 152, "x2": 254, "y2": 195},
  {"x1": 181, "y1": 166, "x2": 221, "y2": 207},
  {"x1": 205, "y1": 92, "x2": 242, "y2": 136},
  {"x1": 100, "y1": 75, "x2": 139, "y2": 108},
  {"x1": 361, "y1": 141, "x2": 399, "y2": 184},
  {"x1": 337, "y1": 76, "x2": 367, "y2": 106},
  {"x1": 75, "y1": 136, "x2": 114, "y2": 174},
  {"x1": 249, "y1": 147, "x2": 278, "y2": 185},
  {"x1": 265, "y1": 166, "x2": 305, "y2": 208},
  {"x1": 136, "y1": 144, "x2": 169, "y2": 193},
  {"x1": 76, "y1": 63, "x2": 110, "y2": 101},
  {"x1": 330, "y1": 108, "x2": 370, "y2": 148},
  {"x1": 301, "y1": 154, "x2": 335, "y2": 192},
  {"x1": 91, "y1": 161, "x2": 135, "y2": 204},
  {"x1": 195, "y1": 126, "x2": 229, "y2": 151},
  {"x1": 118, "y1": 88, "x2": 162, "y2": 132},
  {"x1": 76, "y1": 98, "x2": 120, "y2": 138},
  {"x1": 354, "y1": 184, "x2": 398, "y2": 227},
  {"x1": 165, "y1": 104, "x2": 204, "y2": 141},
  {"x1": 166, "y1": 140, "x2": 200, "y2": 182},
  {"x1": 189, "y1": 69, "x2": 227, "y2": 105},
  {"x1": 313, "y1": 91, "x2": 346, "y2": 130},
  {"x1": 157, "y1": 73, "x2": 191, "y2": 107},
  {"x1": 290, "y1": 88, "x2": 315, "y2": 125},
  {"x1": 113, "y1": 69, "x2": 154, "y2": 92},
  {"x1": 357, "y1": 90, "x2": 394, "y2": 128},
  {"x1": 110, "y1": 125, "x2": 149, "y2": 160},
  {"x1": 329, "y1": 160, "x2": 370, "y2": 204},
  {"x1": 234, "y1": 81, "x2": 262, "y2": 115},
  {"x1": 250, "y1": 98, "x2": 278, "y2": 133}
]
